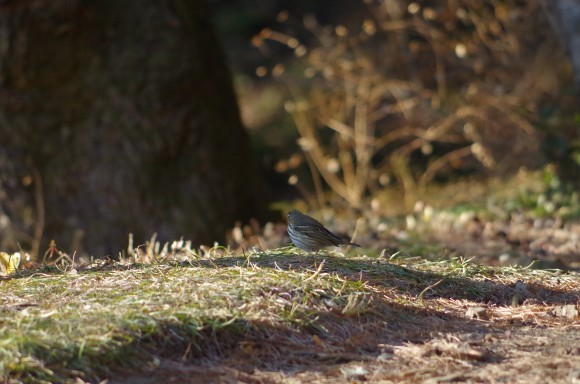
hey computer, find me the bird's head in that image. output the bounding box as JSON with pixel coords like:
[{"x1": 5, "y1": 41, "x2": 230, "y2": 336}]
[{"x1": 287, "y1": 209, "x2": 300, "y2": 224}]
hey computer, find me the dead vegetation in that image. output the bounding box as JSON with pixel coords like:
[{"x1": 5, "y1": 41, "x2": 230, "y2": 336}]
[
  {"x1": 251, "y1": 0, "x2": 569, "y2": 211},
  {"x1": 1, "y1": 246, "x2": 578, "y2": 383}
]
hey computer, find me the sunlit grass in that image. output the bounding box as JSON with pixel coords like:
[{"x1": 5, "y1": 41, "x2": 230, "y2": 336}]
[{"x1": 1, "y1": 247, "x2": 578, "y2": 383}]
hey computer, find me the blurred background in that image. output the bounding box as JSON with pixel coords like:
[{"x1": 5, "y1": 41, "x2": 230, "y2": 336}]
[{"x1": 0, "y1": 0, "x2": 579, "y2": 269}]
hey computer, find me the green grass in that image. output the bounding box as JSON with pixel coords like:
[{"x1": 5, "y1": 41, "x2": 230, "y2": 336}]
[{"x1": 1, "y1": 249, "x2": 578, "y2": 383}]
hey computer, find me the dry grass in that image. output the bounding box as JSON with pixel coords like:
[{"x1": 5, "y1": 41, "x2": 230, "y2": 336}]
[{"x1": 0, "y1": 245, "x2": 578, "y2": 383}]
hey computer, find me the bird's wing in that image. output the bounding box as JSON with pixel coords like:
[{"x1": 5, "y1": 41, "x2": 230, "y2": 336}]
[{"x1": 293, "y1": 225, "x2": 344, "y2": 246}]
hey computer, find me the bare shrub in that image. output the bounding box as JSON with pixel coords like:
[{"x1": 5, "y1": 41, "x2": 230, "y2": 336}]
[{"x1": 255, "y1": 0, "x2": 566, "y2": 209}]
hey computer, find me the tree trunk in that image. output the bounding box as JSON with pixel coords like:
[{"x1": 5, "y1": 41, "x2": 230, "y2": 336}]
[
  {"x1": 541, "y1": 0, "x2": 580, "y2": 87},
  {"x1": 0, "y1": 0, "x2": 268, "y2": 256}
]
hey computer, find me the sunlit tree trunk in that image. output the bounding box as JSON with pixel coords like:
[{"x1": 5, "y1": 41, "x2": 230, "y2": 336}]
[{"x1": 0, "y1": 0, "x2": 268, "y2": 256}]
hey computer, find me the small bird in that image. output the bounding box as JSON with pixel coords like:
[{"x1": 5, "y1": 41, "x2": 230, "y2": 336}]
[{"x1": 287, "y1": 209, "x2": 360, "y2": 252}]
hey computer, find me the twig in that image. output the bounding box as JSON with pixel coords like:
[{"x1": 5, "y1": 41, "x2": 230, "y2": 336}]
[
  {"x1": 418, "y1": 279, "x2": 444, "y2": 303},
  {"x1": 31, "y1": 166, "x2": 45, "y2": 262},
  {"x1": 304, "y1": 259, "x2": 325, "y2": 282}
]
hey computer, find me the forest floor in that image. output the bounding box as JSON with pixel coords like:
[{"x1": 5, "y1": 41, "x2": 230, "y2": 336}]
[
  {"x1": 1, "y1": 251, "x2": 578, "y2": 383},
  {"x1": 1, "y1": 170, "x2": 579, "y2": 383},
  {"x1": 114, "y1": 257, "x2": 579, "y2": 384}
]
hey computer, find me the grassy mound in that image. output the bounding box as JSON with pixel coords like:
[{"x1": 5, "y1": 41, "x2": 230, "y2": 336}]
[{"x1": 1, "y1": 249, "x2": 578, "y2": 383}]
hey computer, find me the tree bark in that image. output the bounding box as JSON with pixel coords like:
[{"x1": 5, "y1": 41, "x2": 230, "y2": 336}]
[
  {"x1": 541, "y1": 0, "x2": 580, "y2": 87},
  {"x1": 0, "y1": 0, "x2": 268, "y2": 256}
]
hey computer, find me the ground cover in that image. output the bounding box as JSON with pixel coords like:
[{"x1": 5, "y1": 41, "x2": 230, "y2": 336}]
[{"x1": 1, "y1": 248, "x2": 578, "y2": 383}]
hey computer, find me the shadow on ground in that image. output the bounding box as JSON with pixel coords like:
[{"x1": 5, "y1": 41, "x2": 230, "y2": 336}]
[
  {"x1": 99, "y1": 252, "x2": 579, "y2": 383},
  {"x1": 5, "y1": 252, "x2": 578, "y2": 383}
]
